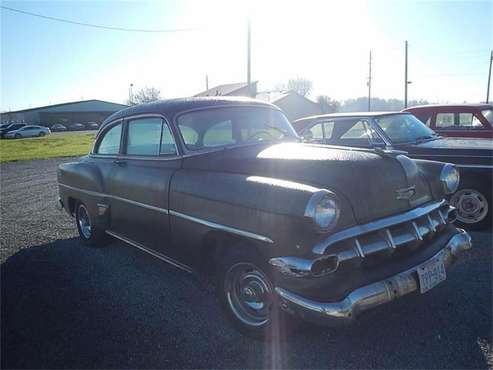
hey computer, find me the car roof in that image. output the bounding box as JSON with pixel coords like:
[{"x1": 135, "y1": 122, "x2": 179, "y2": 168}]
[
  {"x1": 403, "y1": 103, "x2": 492, "y2": 111},
  {"x1": 101, "y1": 97, "x2": 278, "y2": 129},
  {"x1": 293, "y1": 111, "x2": 407, "y2": 124}
]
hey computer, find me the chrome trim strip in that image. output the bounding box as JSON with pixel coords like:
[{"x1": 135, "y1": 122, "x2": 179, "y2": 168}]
[
  {"x1": 169, "y1": 210, "x2": 274, "y2": 244},
  {"x1": 410, "y1": 154, "x2": 493, "y2": 159},
  {"x1": 59, "y1": 183, "x2": 273, "y2": 244},
  {"x1": 59, "y1": 183, "x2": 106, "y2": 198},
  {"x1": 106, "y1": 230, "x2": 193, "y2": 273},
  {"x1": 456, "y1": 164, "x2": 493, "y2": 169},
  {"x1": 312, "y1": 200, "x2": 446, "y2": 254},
  {"x1": 58, "y1": 183, "x2": 169, "y2": 214}
]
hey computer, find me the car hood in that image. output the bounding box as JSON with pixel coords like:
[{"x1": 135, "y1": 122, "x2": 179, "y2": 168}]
[
  {"x1": 416, "y1": 137, "x2": 493, "y2": 150},
  {"x1": 183, "y1": 142, "x2": 434, "y2": 224},
  {"x1": 407, "y1": 137, "x2": 493, "y2": 166}
]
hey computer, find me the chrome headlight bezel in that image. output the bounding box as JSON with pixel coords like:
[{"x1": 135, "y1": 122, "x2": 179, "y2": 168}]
[
  {"x1": 440, "y1": 163, "x2": 460, "y2": 194},
  {"x1": 304, "y1": 190, "x2": 340, "y2": 233}
]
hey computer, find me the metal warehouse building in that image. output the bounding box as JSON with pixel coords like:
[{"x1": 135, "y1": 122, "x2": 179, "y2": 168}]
[{"x1": 1, "y1": 99, "x2": 128, "y2": 125}]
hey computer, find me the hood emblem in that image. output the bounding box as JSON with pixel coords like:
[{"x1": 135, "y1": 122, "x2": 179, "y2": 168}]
[{"x1": 396, "y1": 185, "x2": 416, "y2": 200}]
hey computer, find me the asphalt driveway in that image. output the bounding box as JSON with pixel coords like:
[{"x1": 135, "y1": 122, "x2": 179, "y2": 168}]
[{"x1": 1, "y1": 158, "x2": 492, "y2": 369}]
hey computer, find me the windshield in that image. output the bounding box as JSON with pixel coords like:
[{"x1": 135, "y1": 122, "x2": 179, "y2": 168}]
[
  {"x1": 374, "y1": 114, "x2": 438, "y2": 144},
  {"x1": 482, "y1": 109, "x2": 493, "y2": 124},
  {"x1": 176, "y1": 106, "x2": 298, "y2": 151}
]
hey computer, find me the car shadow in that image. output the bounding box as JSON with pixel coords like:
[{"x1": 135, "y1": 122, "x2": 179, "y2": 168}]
[{"x1": 1, "y1": 237, "x2": 491, "y2": 369}]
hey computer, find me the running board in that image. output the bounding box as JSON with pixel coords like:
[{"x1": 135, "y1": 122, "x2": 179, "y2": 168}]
[{"x1": 105, "y1": 230, "x2": 193, "y2": 273}]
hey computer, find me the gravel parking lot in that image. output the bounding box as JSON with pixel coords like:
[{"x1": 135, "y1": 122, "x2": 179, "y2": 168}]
[{"x1": 1, "y1": 157, "x2": 492, "y2": 369}]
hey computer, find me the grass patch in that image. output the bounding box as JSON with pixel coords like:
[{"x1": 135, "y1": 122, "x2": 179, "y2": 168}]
[{"x1": 0, "y1": 131, "x2": 96, "y2": 163}]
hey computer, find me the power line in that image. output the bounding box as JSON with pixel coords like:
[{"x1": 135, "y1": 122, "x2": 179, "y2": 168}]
[{"x1": 0, "y1": 5, "x2": 200, "y2": 33}]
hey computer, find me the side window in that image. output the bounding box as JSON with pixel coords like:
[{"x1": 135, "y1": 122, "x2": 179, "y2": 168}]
[
  {"x1": 203, "y1": 120, "x2": 235, "y2": 147},
  {"x1": 458, "y1": 113, "x2": 484, "y2": 129},
  {"x1": 160, "y1": 124, "x2": 177, "y2": 156},
  {"x1": 306, "y1": 123, "x2": 324, "y2": 140},
  {"x1": 126, "y1": 118, "x2": 162, "y2": 156},
  {"x1": 436, "y1": 113, "x2": 454, "y2": 128},
  {"x1": 340, "y1": 120, "x2": 370, "y2": 139},
  {"x1": 96, "y1": 123, "x2": 122, "y2": 155},
  {"x1": 179, "y1": 125, "x2": 199, "y2": 147},
  {"x1": 323, "y1": 121, "x2": 335, "y2": 139}
]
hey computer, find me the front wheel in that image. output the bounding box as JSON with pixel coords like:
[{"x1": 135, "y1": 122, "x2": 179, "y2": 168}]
[
  {"x1": 38, "y1": 131, "x2": 46, "y2": 137},
  {"x1": 75, "y1": 201, "x2": 109, "y2": 246},
  {"x1": 14, "y1": 133, "x2": 21, "y2": 139},
  {"x1": 450, "y1": 187, "x2": 491, "y2": 230},
  {"x1": 217, "y1": 245, "x2": 295, "y2": 339}
]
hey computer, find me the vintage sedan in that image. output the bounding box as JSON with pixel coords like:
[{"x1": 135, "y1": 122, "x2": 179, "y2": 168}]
[
  {"x1": 403, "y1": 104, "x2": 493, "y2": 139},
  {"x1": 294, "y1": 112, "x2": 493, "y2": 230},
  {"x1": 57, "y1": 98, "x2": 472, "y2": 337}
]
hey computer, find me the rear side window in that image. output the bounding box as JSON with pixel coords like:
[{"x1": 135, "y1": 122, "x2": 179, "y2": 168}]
[
  {"x1": 126, "y1": 117, "x2": 177, "y2": 156},
  {"x1": 96, "y1": 123, "x2": 122, "y2": 154},
  {"x1": 127, "y1": 118, "x2": 162, "y2": 156}
]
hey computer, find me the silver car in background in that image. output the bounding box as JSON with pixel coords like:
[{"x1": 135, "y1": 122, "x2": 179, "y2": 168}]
[{"x1": 4, "y1": 125, "x2": 51, "y2": 139}]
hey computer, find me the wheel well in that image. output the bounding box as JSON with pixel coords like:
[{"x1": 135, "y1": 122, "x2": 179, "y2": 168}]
[
  {"x1": 198, "y1": 231, "x2": 262, "y2": 277},
  {"x1": 67, "y1": 197, "x2": 77, "y2": 216}
]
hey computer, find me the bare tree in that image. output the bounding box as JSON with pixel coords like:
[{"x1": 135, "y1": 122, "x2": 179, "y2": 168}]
[
  {"x1": 316, "y1": 95, "x2": 340, "y2": 113},
  {"x1": 287, "y1": 77, "x2": 313, "y2": 97},
  {"x1": 128, "y1": 87, "x2": 161, "y2": 105}
]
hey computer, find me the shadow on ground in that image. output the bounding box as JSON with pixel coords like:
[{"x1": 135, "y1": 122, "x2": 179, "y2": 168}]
[{"x1": 1, "y1": 237, "x2": 491, "y2": 369}]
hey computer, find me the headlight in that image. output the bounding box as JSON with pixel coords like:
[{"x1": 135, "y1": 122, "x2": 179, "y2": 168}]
[
  {"x1": 304, "y1": 190, "x2": 340, "y2": 233},
  {"x1": 440, "y1": 163, "x2": 460, "y2": 194}
]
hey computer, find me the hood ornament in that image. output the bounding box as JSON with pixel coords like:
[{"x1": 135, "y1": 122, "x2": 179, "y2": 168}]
[{"x1": 396, "y1": 185, "x2": 416, "y2": 200}]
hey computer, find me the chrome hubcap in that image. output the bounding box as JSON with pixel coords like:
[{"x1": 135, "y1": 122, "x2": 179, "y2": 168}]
[
  {"x1": 224, "y1": 263, "x2": 273, "y2": 327},
  {"x1": 77, "y1": 204, "x2": 92, "y2": 239},
  {"x1": 451, "y1": 188, "x2": 489, "y2": 224}
]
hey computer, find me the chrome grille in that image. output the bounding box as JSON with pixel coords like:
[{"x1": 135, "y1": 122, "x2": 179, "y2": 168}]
[{"x1": 315, "y1": 201, "x2": 457, "y2": 267}]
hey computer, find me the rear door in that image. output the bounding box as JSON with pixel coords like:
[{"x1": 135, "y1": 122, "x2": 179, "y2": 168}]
[{"x1": 105, "y1": 115, "x2": 181, "y2": 254}]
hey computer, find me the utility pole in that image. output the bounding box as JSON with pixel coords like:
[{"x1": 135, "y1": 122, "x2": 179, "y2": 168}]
[
  {"x1": 129, "y1": 83, "x2": 134, "y2": 104},
  {"x1": 247, "y1": 18, "x2": 252, "y2": 97},
  {"x1": 404, "y1": 40, "x2": 408, "y2": 108},
  {"x1": 367, "y1": 50, "x2": 372, "y2": 111},
  {"x1": 486, "y1": 50, "x2": 492, "y2": 103},
  {"x1": 205, "y1": 74, "x2": 209, "y2": 91}
]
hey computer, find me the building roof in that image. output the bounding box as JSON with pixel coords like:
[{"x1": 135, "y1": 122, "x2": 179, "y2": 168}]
[
  {"x1": 256, "y1": 90, "x2": 291, "y2": 103},
  {"x1": 195, "y1": 82, "x2": 257, "y2": 97},
  {"x1": 101, "y1": 97, "x2": 278, "y2": 128},
  {"x1": 3, "y1": 99, "x2": 129, "y2": 114}
]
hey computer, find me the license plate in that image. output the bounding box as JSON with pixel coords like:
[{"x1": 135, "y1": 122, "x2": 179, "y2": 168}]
[{"x1": 417, "y1": 257, "x2": 446, "y2": 294}]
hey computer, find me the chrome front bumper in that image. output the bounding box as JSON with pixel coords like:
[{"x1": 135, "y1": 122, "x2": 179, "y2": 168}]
[{"x1": 275, "y1": 230, "x2": 472, "y2": 325}]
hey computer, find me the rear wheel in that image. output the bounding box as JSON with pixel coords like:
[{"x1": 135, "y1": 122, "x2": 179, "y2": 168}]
[
  {"x1": 14, "y1": 133, "x2": 21, "y2": 139},
  {"x1": 450, "y1": 187, "x2": 491, "y2": 230},
  {"x1": 217, "y1": 244, "x2": 295, "y2": 339},
  {"x1": 75, "y1": 201, "x2": 110, "y2": 246}
]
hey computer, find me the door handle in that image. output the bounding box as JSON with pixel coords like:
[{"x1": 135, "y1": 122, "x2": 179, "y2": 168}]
[{"x1": 113, "y1": 159, "x2": 126, "y2": 166}]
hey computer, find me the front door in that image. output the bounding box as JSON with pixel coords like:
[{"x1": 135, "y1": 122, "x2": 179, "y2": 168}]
[{"x1": 105, "y1": 116, "x2": 181, "y2": 253}]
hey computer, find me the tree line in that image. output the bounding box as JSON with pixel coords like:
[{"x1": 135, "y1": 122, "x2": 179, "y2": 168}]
[{"x1": 128, "y1": 78, "x2": 430, "y2": 112}]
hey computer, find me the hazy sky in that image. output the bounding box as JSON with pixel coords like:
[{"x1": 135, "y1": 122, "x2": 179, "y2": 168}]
[{"x1": 1, "y1": 0, "x2": 492, "y2": 111}]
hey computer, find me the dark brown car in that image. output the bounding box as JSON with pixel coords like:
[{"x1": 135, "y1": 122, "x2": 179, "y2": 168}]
[{"x1": 57, "y1": 98, "x2": 471, "y2": 337}]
